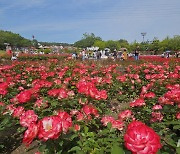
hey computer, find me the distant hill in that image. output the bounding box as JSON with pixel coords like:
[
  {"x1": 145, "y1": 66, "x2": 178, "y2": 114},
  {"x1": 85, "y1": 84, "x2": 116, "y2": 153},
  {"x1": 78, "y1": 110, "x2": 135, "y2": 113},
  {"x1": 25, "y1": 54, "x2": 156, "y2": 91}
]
[
  {"x1": 0, "y1": 30, "x2": 72, "y2": 50},
  {"x1": 0, "y1": 30, "x2": 32, "y2": 49}
]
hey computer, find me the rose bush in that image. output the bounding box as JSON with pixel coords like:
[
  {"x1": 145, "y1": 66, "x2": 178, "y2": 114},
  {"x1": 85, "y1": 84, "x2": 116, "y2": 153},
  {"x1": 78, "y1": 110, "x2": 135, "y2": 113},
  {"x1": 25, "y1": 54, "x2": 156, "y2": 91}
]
[{"x1": 0, "y1": 55, "x2": 180, "y2": 153}]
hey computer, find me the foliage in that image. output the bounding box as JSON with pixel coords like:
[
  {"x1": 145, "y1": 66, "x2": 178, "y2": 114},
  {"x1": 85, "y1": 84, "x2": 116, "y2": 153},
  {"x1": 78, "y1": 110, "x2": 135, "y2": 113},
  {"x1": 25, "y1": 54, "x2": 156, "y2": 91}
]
[
  {"x1": 93, "y1": 40, "x2": 106, "y2": 50},
  {"x1": 105, "y1": 40, "x2": 121, "y2": 51},
  {"x1": 0, "y1": 30, "x2": 32, "y2": 49},
  {"x1": 43, "y1": 49, "x2": 52, "y2": 54},
  {"x1": 74, "y1": 33, "x2": 102, "y2": 48}
]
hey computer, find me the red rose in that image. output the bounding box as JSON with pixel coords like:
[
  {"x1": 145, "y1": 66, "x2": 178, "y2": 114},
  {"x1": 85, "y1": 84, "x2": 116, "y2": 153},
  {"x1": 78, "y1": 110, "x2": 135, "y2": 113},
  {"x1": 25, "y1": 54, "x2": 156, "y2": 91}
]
[
  {"x1": 176, "y1": 112, "x2": 180, "y2": 119},
  {"x1": 0, "y1": 82, "x2": 8, "y2": 96},
  {"x1": 111, "y1": 120, "x2": 124, "y2": 131},
  {"x1": 16, "y1": 90, "x2": 32, "y2": 103},
  {"x1": 20, "y1": 110, "x2": 38, "y2": 127},
  {"x1": 99, "y1": 90, "x2": 108, "y2": 100},
  {"x1": 38, "y1": 116, "x2": 62, "y2": 141},
  {"x1": 124, "y1": 121, "x2": 161, "y2": 154},
  {"x1": 56, "y1": 111, "x2": 72, "y2": 133},
  {"x1": 58, "y1": 88, "x2": 68, "y2": 99},
  {"x1": 0, "y1": 102, "x2": 4, "y2": 106},
  {"x1": 144, "y1": 92, "x2": 156, "y2": 99},
  {"x1": 48, "y1": 89, "x2": 61, "y2": 97},
  {"x1": 13, "y1": 106, "x2": 25, "y2": 118},
  {"x1": 23, "y1": 122, "x2": 38, "y2": 146},
  {"x1": 76, "y1": 112, "x2": 84, "y2": 121},
  {"x1": 130, "y1": 98, "x2": 145, "y2": 107},
  {"x1": 82, "y1": 105, "x2": 99, "y2": 117},
  {"x1": 74, "y1": 124, "x2": 80, "y2": 131}
]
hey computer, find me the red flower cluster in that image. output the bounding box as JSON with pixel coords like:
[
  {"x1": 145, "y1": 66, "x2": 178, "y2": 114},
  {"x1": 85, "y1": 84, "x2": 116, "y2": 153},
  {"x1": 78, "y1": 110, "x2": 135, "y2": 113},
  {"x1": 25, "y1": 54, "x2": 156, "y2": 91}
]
[
  {"x1": 48, "y1": 88, "x2": 68, "y2": 99},
  {"x1": 23, "y1": 111, "x2": 72, "y2": 146},
  {"x1": 130, "y1": 98, "x2": 145, "y2": 107},
  {"x1": 124, "y1": 121, "x2": 161, "y2": 154},
  {"x1": 70, "y1": 104, "x2": 99, "y2": 121},
  {"x1": 101, "y1": 116, "x2": 124, "y2": 130},
  {"x1": 159, "y1": 84, "x2": 180, "y2": 106},
  {"x1": 0, "y1": 82, "x2": 9, "y2": 96},
  {"x1": 76, "y1": 81, "x2": 107, "y2": 100}
]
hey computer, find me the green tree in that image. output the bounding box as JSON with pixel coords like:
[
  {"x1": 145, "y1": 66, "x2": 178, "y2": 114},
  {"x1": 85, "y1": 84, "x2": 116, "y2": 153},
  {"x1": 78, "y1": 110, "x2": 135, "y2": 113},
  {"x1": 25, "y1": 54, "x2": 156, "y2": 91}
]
[
  {"x1": 118, "y1": 39, "x2": 130, "y2": 50},
  {"x1": 105, "y1": 40, "x2": 120, "y2": 51},
  {"x1": 129, "y1": 41, "x2": 140, "y2": 52},
  {"x1": 0, "y1": 30, "x2": 32, "y2": 49},
  {"x1": 151, "y1": 38, "x2": 160, "y2": 54},
  {"x1": 93, "y1": 40, "x2": 106, "y2": 50},
  {"x1": 74, "y1": 33, "x2": 102, "y2": 48},
  {"x1": 169, "y1": 35, "x2": 180, "y2": 51},
  {"x1": 160, "y1": 36, "x2": 171, "y2": 51}
]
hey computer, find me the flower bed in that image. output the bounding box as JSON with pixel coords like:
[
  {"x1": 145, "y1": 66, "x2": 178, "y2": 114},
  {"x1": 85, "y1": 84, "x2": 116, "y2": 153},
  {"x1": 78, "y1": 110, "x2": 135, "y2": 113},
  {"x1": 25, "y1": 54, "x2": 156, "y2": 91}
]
[{"x1": 0, "y1": 56, "x2": 180, "y2": 153}]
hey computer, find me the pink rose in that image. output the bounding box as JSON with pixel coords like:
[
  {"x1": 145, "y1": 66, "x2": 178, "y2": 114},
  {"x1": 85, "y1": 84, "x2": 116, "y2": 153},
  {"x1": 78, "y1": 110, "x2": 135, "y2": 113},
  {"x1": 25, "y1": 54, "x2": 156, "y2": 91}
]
[
  {"x1": 101, "y1": 116, "x2": 115, "y2": 126},
  {"x1": 118, "y1": 110, "x2": 132, "y2": 120},
  {"x1": 124, "y1": 121, "x2": 161, "y2": 154},
  {"x1": 152, "y1": 105, "x2": 163, "y2": 110}
]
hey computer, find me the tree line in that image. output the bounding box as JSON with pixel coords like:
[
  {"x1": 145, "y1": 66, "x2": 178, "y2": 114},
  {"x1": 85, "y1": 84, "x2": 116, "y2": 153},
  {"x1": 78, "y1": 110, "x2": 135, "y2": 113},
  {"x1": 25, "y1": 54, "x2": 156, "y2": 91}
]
[{"x1": 74, "y1": 33, "x2": 180, "y2": 54}]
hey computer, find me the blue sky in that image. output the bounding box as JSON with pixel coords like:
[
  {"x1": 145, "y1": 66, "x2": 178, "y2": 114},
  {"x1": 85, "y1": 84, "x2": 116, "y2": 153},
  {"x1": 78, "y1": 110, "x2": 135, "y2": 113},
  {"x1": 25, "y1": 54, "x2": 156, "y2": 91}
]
[{"x1": 0, "y1": 0, "x2": 180, "y2": 44}]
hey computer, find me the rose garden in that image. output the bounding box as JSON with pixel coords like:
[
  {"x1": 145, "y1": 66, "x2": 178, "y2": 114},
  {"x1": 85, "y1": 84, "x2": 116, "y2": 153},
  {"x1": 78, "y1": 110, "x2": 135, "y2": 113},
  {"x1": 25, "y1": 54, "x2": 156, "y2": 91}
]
[{"x1": 0, "y1": 54, "x2": 180, "y2": 154}]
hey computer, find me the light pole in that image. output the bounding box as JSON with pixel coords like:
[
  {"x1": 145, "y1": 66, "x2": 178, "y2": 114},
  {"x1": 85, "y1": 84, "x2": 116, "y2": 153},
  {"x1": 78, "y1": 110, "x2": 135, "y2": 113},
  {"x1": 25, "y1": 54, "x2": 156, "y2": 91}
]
[{"x1": 141, "y1": 32, "x2": 147, "y2": 43}]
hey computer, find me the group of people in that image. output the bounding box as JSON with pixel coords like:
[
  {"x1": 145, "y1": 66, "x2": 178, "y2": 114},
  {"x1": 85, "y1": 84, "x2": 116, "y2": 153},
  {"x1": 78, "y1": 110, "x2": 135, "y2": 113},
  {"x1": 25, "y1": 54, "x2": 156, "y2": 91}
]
[
  {"x1": 71, "y1": 48, "x2": 141, "y2": 61},
  {"x1": 76, "y1": 49, "x2": 129, "y2": 61},
  {"x1": 81, "y1": 49, "x2": 102, "y2": 60},
  {"x1": 112, "y1": 49, "x2": 128, "y2": 60}
]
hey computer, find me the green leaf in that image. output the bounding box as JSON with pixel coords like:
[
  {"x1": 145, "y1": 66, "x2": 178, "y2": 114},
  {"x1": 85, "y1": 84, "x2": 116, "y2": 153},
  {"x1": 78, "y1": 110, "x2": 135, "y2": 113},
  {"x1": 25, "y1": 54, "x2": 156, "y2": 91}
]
[
  {"x1": 111, "y1": 145, "x2": 124, "y2": 154},
  {"x1": 39, "y1": 144, "x2": 47, "y2": 152},
  {"x1": 173, "y1": 125, "x2": 180, "y2": 130},
  {"x1": 163, "y1": 121, "x2": 180, "y2": 125},
  {"x1": 87, "y1": 132, "x2": 94, "y2": 137},
  {"x1": 70, "y1": 133, "x2": 78, "y2": 140},
  {"x1": 176, "y1": 147, "x2": 180, "y2": 154},
  {"x1": 165, "y1": 137, "x2": 177, "y2": 148},
  {"x1": 58, "y1": 141, "x2": 63, "y2": 146},
  {"x1": 0, "y1": 144, "x2": 4, "y2": 148},
  {"x1": 107, "y1": 122, "x2": 112, "y2": 129},
  {"x1": 68, "y1": 146, "x2": 81, "y2": 152},
  {"x1": 84, "y1": 126, "x2": 89, "y2": 134}
]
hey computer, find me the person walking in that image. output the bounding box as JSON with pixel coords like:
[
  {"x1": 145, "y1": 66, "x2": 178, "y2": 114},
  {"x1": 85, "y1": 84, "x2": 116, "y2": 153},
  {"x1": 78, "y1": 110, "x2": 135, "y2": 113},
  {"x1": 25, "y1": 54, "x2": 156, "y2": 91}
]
[
  {"x1": 122, "y1": 49, "x2": 128, "y2": 60},
  {"x1": 11, "y1": 52, "x2": 17, "y2": 61},
  {"x1": 134, "y1": 46, "x2": 140, "y2": 60},
  {"x1": 82, "y1": 49, "x2": 86, "y2": 61}
]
